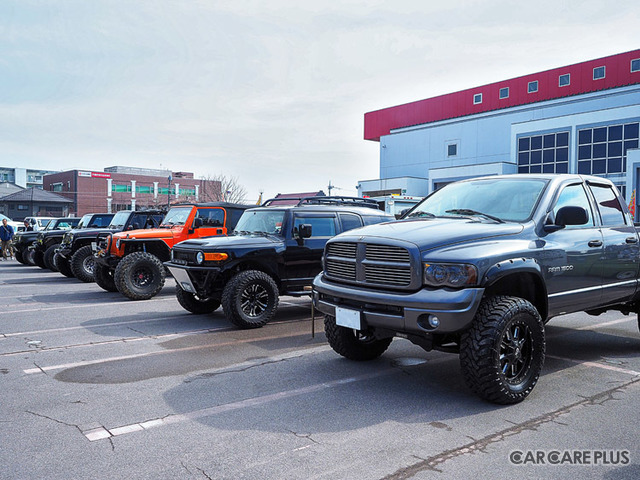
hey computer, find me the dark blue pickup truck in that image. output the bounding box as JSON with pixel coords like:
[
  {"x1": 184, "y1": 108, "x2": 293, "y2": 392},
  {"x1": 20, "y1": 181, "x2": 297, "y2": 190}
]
[{"x1": 313, "y1": 174, "x2": 640, "y2": 404}]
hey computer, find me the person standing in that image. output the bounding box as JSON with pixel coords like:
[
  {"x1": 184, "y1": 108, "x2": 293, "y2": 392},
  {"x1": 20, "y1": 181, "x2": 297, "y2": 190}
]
[
  {"x1": 23, "y1": 219, "x2": 34, "y2": 231},
  {"x1": 1, "y1": 218, "x2": 15, "y2": 260}
]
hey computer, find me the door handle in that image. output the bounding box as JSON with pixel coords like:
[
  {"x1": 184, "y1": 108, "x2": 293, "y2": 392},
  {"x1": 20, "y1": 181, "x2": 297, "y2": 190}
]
[
  {"x1": 626, "y1": 236, "x2": 638, "y2": 244},
  {"x1": 588, "y1": 240, "x2": 603, "y2": 247}
]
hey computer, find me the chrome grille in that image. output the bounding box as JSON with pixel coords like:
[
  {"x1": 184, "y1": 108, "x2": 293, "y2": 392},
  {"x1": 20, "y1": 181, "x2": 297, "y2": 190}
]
[
  {"x1": 324, "y1": 241, "x2": 413, "y2": 288},
  {"x1": 325, "y1": 259, "x2": 356, "y2": 280},
  {"x1": 365, "y1": 244, "x2": 410, "y2": 262},
  {"x1": 364, "y1": 265, "x2": 412, "y2": 286},
  {"x1": 326, "y1": 242, "x2": 357, "y2": 258}
]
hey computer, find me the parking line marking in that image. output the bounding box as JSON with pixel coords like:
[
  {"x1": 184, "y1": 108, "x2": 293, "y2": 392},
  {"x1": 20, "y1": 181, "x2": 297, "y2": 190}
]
[
  {"x1": 2, "y1": 297, "x2": 175, "y2": 315},
  {"x1": 84, "y1": 367, "x2": 392, "y2": 441},
  {"x1": 1, "y1": 301, "x2": 312, "y2": 339},
  {"x1": 23, "y1": 336, "x2": 330, "y2": 374},
  {"x1": 547, "y1": 355, "x2": 640, "y2": 376}
]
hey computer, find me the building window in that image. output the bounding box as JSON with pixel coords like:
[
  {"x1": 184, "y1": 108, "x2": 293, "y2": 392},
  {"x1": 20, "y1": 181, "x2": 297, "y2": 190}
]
[
  {"x1": 17, "y1": 204, "x2": 29, "y2": 211},
  {"x1": 559, "y1": 74, "x2": 570, "y2": 87},
  {"x1": 179, "y1": 188, "x2": 196, "y2": 196},
  {"x1": 112, "y1": 184, "x2": 132, "y2": 193},
  {"x1": 631, "y1": 59, "x2": 640, "y2": 73},
  {"x1": 517, "y1": 131, "x2": 570, "y2": 174},
  {"x1": 577, "y1": 122, "x2": 639, "y2": 177},
  {"x1": 593, "y1": 66, "x2": 605, "y2": 80},
  {"x1": 447, "y1": 144, "x2": 458, "y2": 157},
  {"x1": 499, "y1": 87, "x2": 509, "y2": 99},
  {"x1": 473, "y1": 93, "x2": 482, "y2": 105},
  {"x1": 528, "y1": 81, "x2": 538, "y2": 93},
  {"x1": 52, "y1": 183, "x2": 63, "y2": 192},
  {"x1": 136, "y1": 185, "x2": 153, "y2": 194}
]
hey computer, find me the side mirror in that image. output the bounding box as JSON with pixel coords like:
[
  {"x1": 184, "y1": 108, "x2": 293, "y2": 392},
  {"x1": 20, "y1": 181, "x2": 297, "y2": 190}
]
[
  {"x1": 544, "y1": 206, "x2": 588, "y2": 232},
  {"x1": 193, "y1": 217, "x2": 204, "y2": 229},
  {"x1": 298, "y1": 224, "x2": 312, "y2": 239}
]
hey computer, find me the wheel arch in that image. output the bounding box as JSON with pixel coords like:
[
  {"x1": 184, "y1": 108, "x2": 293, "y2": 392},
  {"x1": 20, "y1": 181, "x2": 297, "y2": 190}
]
[
  {"x1": 482, "y1": 258, "x2": 548, "y2": 321},
  {"x1": 225, "y1": 261, "x2": 281, "y2": 289},
  {"x1": 123, "y1": 240, "x2": 171, "y2": 262}
]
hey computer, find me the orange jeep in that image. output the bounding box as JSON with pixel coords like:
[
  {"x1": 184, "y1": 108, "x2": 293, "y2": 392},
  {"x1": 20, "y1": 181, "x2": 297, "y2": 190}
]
[{"x1": 93, "y1": 202, "x2": 249, "y2": 300}]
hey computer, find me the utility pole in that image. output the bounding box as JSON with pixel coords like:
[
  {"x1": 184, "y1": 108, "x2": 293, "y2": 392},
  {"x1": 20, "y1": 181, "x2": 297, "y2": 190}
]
[
  {"x1": 328, "y1": 181, "x2": 333, "y2": 196},
  {"x1": 167, "y1": 174, "x2": 172, "y2": 210}
]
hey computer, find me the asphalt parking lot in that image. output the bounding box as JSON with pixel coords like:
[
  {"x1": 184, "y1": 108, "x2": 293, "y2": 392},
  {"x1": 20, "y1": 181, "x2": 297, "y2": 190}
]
[{"x1": 1, "y1": 259, "x2": 639, "y2": 479}]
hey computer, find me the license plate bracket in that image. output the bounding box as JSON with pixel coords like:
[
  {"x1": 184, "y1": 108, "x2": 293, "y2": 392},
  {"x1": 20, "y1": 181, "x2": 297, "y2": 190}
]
[{"x1": 335, "y1": 306, "x2": 361, "y2": 330}]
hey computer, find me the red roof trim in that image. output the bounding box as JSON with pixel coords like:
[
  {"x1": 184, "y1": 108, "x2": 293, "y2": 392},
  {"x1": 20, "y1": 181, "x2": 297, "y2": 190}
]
[{"x1": 364, "y1": 49, "x2": 640, "y2": 141}]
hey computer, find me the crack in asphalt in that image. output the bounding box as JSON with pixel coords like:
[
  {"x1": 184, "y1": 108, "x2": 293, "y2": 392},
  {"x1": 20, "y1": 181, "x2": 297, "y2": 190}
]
[
  {"x1": 25, "y1": 410, "x2": 82, "y2": 433},
  {"x1": 32, "y1": 363, "x2": 48, "y2": 375},
  {"x1": 287, "y1": 429, "x2": 320, "y2": 445},
  {"x1": 381, "y1": 378, "x2": 640, "y2": 479},
  {"x1": 185, "y1": 357, "x2": 295, "y2": 383},
  {"x1": 196, "y1": 467, "x2": 214, "y2": 480}
]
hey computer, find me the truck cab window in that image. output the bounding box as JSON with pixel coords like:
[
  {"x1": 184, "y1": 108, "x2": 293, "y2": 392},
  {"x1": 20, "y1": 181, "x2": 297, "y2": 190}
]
[
  {"x1": 552, "y1": 184, "x2": 595, "y2": 228},
  {"x1": 589, "y1": 184, "x2": 627, "y2": 226}
]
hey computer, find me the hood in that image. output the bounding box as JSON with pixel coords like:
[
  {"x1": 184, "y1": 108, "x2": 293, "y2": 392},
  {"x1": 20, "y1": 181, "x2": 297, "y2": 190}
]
[
  {"x1": 69, "y1": 226, "x2": 115, "y2": 238},
  {"x1": 337, "y1": 218, "x2": 524, "y2": 251},
  {"x1": 112, "y1": 227, "x2": 176, "y2": 240},
  {"x1": 175, "y1": 234, "x2": 283, "y2": 250}
]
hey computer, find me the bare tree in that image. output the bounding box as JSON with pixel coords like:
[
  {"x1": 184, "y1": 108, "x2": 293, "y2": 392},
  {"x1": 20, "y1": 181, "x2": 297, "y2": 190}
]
[{"x1": 199, "y1": 174, "x2": 248, "y2": 204}]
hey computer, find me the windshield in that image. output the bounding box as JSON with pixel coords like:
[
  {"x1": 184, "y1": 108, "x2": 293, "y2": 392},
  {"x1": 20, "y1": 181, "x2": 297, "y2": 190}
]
[
  {"x1": 160, "y1": 207, "x2": 192, "y2": 227},
  {"x1": 234, "y1": 210, "x2": 285, "y2": 235},
  {"x1": 109, "y1": 211, "x2": 131, "y2": 229},
  {"x1": 407, "y1": 178, "x2": 548, "y2": 223},
  {"x1": 76, "y1": 214, "x2": 93, "y2": 229}
]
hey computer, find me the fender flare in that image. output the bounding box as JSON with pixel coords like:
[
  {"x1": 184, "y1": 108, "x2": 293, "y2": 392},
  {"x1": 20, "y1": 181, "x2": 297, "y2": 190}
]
[
  {"x1": 482, "y1": 257, "x2": 544, "y2": 286},
  {"x1": 482, "y1": 257, "x2": 548, "y2": 318}
]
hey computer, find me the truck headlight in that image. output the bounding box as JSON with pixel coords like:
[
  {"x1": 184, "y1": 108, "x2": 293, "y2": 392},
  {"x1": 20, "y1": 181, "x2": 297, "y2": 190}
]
[
  {"x1": 196, "y1": 251, "x2": 204, "y2": 264},
  {"x1": 423, "y1": 263, "x2": 477, "y2": 287},
  {"x1": 116, "y1": 238, "x2": 121, "y2": 249}
]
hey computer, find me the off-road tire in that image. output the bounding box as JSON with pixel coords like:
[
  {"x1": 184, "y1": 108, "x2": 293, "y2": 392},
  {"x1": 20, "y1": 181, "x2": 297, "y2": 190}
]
[
  {"x1": 324, "y1": 314, "x2": 393, "y2": 361},
  {"x1": 71, "y1": 245, "x2": 96, "y2": 283},
  {"x1": 114, "y1": 252, "x2": 166, "y2": 300},
  {"x1": 459, "y1": 295, "x2": 545, "y2": 405},
  {"x1": 56, "y1": 254, "x2": 74, "y2": 278},
  {"x1": 176, "y1": 287, "x2": 221, "y2": 314},
  {"x1": 14, "y1": 248, "x2": 25, "y2": 264},
  {"x1": 44, "y1": 244, "x2": 60, "y2": 271},
  {"x1": 221, "y1": 270, "x2": 279, "y2": 329},
  {"x1": 33, "y1": 249, "x2": 46, "y2": 269},
  {"x1": 94, "y1": 264, "x2": 117, "y2": 292},
  {"x1": 24, "y1": 248, "x2": 36, "y2": 266}
]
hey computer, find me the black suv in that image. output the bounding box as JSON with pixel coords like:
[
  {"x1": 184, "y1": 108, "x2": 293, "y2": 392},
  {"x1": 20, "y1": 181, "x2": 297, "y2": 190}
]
[
  {"x1": 56, "y1": 209, "x2": 165, "y2": 282},
  {"x1": 32, "y1": 213, "x2": 113, "y2": 271},
  {"x1": 16, "y1": 217, "x2": 81, "y2": 266},
  {"x1": 165, "y1": 197, "x2": 395, "y2": 329}
]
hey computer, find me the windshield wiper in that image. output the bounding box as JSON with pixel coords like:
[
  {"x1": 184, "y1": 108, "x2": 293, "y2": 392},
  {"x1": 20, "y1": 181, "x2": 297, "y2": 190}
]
[
  {"x1": 406, "y1": 211, "x2": 436, "y2": 219},
  {"x1": 445, "y1": 209, "x2": 504, "y2": 223}
]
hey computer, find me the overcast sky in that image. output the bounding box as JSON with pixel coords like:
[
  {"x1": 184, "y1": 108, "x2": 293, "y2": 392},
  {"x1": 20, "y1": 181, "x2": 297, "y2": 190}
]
[{"x1": 1, "y1": 1, "x2": 638, "y2": 203}]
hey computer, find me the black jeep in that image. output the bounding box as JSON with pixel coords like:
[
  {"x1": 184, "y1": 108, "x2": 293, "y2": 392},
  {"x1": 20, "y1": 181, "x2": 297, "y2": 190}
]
[
  {"x1": 32, "y1": 214, "x2": 112, "y2": 271},
  {"x1": 16, "y1": 217, "x2": 80, "y2": 266},
  {"x1": 56, "y1": 209, "x2": 165, "y2": 282},
  {"x1": 165, "y1": 197, "x2": 395, "y2": 329}
]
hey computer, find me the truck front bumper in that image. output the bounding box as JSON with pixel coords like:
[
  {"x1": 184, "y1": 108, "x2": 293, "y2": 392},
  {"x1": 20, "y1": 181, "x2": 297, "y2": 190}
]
[
  {"x1": 164, "y1": 262, "x2": 221, "y2": 295},
  {"x1": 312, "y1": 274, "x2": 484, "y2": 334}
]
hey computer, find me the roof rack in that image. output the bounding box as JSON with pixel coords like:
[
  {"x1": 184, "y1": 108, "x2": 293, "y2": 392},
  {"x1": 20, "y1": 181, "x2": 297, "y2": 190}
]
[
  {"x1": 261, "y1": 197, "x2": 305, "y2": 207},
  {"x1": 296, "y1": 196, "x2": 380, "y2": 210}
]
